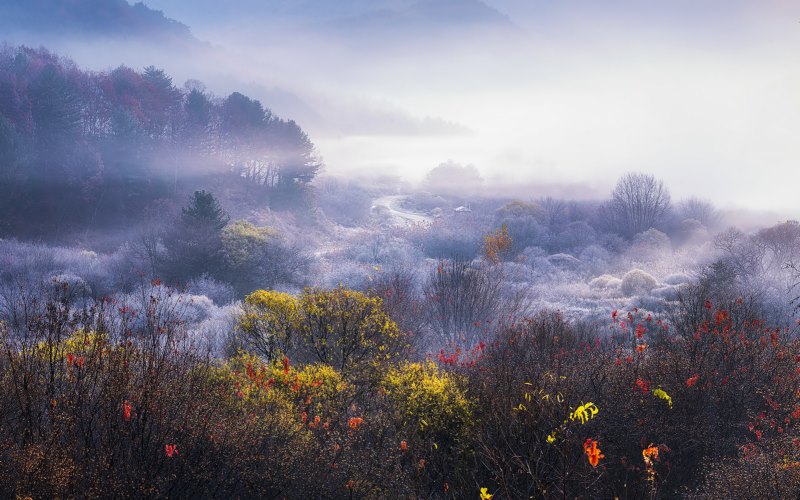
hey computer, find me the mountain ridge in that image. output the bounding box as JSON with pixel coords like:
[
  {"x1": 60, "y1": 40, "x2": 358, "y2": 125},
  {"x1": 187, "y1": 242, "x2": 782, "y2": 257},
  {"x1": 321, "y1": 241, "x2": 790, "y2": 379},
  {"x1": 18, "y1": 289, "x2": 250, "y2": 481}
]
[
  {"x1": 139, "y1": 0, "x2": 514, "y2": 35},
  {"x1": 0, "y1": 0, "x2": 198, "y2": 44}
]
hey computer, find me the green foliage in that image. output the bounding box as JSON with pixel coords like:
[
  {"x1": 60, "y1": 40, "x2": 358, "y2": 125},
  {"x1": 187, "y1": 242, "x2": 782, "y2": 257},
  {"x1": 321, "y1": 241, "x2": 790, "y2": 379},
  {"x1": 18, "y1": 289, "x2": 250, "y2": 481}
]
[
  {"x1": 160, "y1": 190, "x2": 229, "y2": 282},
  {"x1": 220, "y1": 220, "x2": 308, "y2": 296},
  {"x1": 182, "y1": 189, "x2": 230, "y2": 230},
  {"x1": 221, "y1": 220, "x2": 272, "y2": 270}
]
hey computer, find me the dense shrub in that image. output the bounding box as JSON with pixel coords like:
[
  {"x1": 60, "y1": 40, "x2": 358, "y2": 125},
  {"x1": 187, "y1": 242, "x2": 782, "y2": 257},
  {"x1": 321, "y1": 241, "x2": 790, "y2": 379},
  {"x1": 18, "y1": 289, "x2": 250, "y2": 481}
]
[
  {"x1": 621, "y1": 268, "x2": 659, "y2": 296},
  {"x1": 1, "y1": 263, "x2": 799, "y2": 499},
  {"x1": 0, "y1": 282, "x2": 236, "y2": 497},
  {"x1": 238, "y1": 287, "x2": 408, "y2": 381},
  {"x1": 423, "y1": 259, "x2": 504, "y2": 348},
  {"x1": 455, "y1": 302, "x2": 800, "y2": 498},
  {"x1": 313, "y1": 176, "x2": 373, "y2": 227},
  {"x1": 494, "y1": 201, "x2": 545, "y2": 256},
  {"x1": 220, "y1": 220, "x2": 309, "y2": 295},
  {"x1": 589, "y1": 274, "x2": 622, "y2": 291},
  {"x1": 411, "y1": 214, "x2": 487, "y2": 260},
  {"x1": 382, "y1": 361, "x2": 473, "y2": 494}
]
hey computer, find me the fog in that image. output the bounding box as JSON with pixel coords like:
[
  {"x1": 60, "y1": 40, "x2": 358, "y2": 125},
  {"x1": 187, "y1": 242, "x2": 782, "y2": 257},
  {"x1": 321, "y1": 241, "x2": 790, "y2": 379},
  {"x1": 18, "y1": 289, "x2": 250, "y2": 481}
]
[
  {"x1": 129, "y1": 0, "x2": 800, "y2": 214},
  {"x1": 1, "y1": 0, "x2": 799, "y2": 337},
  {"x1": 4, "y1": 4, "x2": 800, "y2": 494},
  {"x1": 0, "y1": 0, "x2": 794, "y2": 214}
]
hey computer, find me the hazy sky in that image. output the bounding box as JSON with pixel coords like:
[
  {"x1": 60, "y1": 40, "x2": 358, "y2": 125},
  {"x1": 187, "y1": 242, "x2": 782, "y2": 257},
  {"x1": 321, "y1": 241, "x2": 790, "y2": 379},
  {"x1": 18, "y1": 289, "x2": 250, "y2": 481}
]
[{"x1": 84, "y1": 1, "x2": 800, "y2": 214}]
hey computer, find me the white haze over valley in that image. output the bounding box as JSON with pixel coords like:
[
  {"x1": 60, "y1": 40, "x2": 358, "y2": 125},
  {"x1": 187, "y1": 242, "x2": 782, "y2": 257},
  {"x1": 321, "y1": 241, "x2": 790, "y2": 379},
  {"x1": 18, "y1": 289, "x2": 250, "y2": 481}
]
[{"x1": 5, "y1": 0, "x2": 797, "y2": 216}]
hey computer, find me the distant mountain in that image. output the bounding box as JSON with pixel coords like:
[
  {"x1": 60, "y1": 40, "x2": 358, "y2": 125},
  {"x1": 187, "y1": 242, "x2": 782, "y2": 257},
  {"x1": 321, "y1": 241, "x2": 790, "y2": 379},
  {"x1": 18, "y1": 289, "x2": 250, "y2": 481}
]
[
  {"x1": 141, "y1": 0, "x2": 513, "y2": 35},
  {"x1": 323, "y1": 0, "x2": 513, "y2": 35},
  {"x1": 0, "y1": 0, "x2": 197, "y2": 44}
]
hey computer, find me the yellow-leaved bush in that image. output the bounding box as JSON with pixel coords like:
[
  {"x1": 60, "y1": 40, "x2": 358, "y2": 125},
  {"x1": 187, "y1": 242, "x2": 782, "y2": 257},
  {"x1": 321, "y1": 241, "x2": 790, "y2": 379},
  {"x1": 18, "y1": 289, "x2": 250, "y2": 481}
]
[
  {"x1": 239, "y1": 290, "x2": 300, "y2": 361},
  {"x1": 221, "y1": 220, "x2": 273, "y2": 271},
  {"x1": 208, "y1": 353, "x2": 354, "y2": 478},
  {"x1": 299, "y1": 287, "x2": 406, "y2": 374},
  {"x1": 32, "y1": 328, "x2": 107, "y2": 362},
  {"x1": 483, "y1": 224, "x2": 512, "y2": 264},
  {"x1": 213, "y1": 352, "x2": 350, "y2": 418},
  {"x1": 240, "y1": 287, "x2": 408, "y2": 380},
  {"x1": 383, "y1": 361, "x2": 473, "y2": 458}
]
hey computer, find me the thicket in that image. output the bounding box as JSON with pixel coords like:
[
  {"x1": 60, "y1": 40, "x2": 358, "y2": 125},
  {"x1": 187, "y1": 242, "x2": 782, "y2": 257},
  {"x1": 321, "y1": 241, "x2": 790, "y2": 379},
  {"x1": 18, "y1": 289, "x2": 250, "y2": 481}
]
[{"x1": 1, "y1": 277, "x2": 799, "y2": 498}]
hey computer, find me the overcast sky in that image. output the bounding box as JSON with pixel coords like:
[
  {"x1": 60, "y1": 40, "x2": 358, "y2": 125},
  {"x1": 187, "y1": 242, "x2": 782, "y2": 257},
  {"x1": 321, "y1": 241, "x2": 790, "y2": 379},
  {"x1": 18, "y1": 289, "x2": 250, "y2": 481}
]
[{"x1": 116, "y1": 1, "x2": 800, "y2": 213}]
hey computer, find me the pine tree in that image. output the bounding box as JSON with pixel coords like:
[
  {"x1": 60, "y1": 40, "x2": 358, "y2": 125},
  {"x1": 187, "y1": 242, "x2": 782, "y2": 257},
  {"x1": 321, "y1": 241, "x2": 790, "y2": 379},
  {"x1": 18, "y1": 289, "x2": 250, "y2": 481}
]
[{"x1": 160, "y1": 190, "x2": 229, "y2": 282}]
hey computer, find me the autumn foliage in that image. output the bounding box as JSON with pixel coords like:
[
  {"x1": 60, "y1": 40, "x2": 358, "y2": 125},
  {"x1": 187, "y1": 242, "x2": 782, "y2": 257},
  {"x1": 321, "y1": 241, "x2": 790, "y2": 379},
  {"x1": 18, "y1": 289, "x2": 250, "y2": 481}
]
[
  {"x1": 483, "y1": 224, "x2": 512, "y2": 264},
  {"x1": 1, "y1": 279, "x2": 800, "y2": 498}
]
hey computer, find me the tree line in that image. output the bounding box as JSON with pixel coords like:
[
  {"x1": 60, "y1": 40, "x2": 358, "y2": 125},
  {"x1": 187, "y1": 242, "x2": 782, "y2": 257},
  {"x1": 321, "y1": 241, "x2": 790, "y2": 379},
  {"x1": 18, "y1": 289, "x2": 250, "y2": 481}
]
[{"x1": 0, "y1": 45, "x2": 321, "y2": 238}]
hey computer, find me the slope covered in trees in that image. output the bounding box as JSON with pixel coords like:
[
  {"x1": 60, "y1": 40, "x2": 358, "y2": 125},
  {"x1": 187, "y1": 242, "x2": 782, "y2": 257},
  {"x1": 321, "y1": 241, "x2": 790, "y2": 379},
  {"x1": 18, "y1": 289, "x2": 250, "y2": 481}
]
[{"x1": 0, "y1": 46, "x2": 321, "y2": 238}]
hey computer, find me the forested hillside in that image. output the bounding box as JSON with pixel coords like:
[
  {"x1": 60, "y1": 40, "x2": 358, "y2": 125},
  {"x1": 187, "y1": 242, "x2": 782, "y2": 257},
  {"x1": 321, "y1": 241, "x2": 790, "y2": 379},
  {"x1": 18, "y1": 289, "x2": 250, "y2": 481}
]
[{"x1": 0, "y1": 46, "x2": 320, "y2": 238}]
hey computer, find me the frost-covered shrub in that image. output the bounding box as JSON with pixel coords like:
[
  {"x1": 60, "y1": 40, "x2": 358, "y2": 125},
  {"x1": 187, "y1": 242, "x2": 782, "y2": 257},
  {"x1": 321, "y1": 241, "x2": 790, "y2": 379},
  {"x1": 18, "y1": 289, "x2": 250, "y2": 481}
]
[
  {"x1": 411, "y1": 215, "x2": 484, "y2": 259},
  {"x1": 186, "y1": 274, "x2": 236, "y2": 304},
  {"x1": 109, "y1": 286, "x2": 239, "y2": 355},
  {"x1": 190, "y1": 302, "x2": 242, "y2": 356},
  {"x1": 370, "y1": 204, "x2": 392, "y2": 223},
  {"x1": 180, "y1": 294, "x2": 219, "y2": 324},
  {"x1": 674, "y1": 218, "x2": 709, "y2": 246},
  {"x1": 501, "y1": 262, "x2": 536, "y2": 284},
  {"x1": 495, "y1": 201, "x2": 546, "y2": 256},
  {"x1": 348, "y1": 234, "x2": 421, "y2": 266},
  {"x1": 322, "y1": 261, "x2": 373, "y2": 290},
  {"x1": 0, "y1": 239, "x2": 136, "y2": 297},
  {"x1": 589, "y1": 274, "x2": 622, "y2": 290},
  {"x1": 579, "y1": 245, "x2": 611, "y2": 274},
  {"x1": 530, "y1": 256, "x2": 555, "y2": 277},
  {"x1": 620, "y1": 268, "x2": 658, "y2": 296},
  {"x1": 629, "y1": 294, "x2": 666, "y2": 312},
  {"x1": 633, "y1": 228, "x2": 671, "y2": 249},
  {"x1": 51, "y1": 273, "x2": 89, "y2": 294},
  {"x1": 628, "y1": 229, "x2": 671, "y2": 261},
  {"x1": 314, "y1": 177, "x2": 373, "y2": 226},
  {"x1": 520, "y1": 246, "x2": 547, "y2": 263},
  {"x1": 556, "y1": 221, "x2": 597, "y2": 253},
  {"x1": 651, "y1": 285, "x2": 679, "y2": 301},
  {"x1": 663, "y1": 273, "x2": 692, "y2": 286},
  {"x1": 548, "y1": 253, "x2": 581, "y2": 269}
]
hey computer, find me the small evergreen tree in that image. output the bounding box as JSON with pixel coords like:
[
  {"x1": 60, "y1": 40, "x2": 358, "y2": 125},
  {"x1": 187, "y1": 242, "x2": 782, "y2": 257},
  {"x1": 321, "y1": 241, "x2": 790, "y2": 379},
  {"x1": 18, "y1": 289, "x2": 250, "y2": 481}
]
[
  {"x1": 160, "y1": 190, "x2": 229, "y2": 282},
  {"x1": 181, "y1": 190, "x2": 230, "y2": 229}
]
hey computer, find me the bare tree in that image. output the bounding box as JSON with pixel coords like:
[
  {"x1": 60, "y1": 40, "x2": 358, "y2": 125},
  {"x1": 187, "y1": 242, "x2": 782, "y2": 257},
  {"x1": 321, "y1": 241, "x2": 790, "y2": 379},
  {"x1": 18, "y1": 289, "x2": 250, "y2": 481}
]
[
  {"x1": 608, "y1": 172, "x2": 671, "y2": 238},
  {"x1": 423, "y1": 259, "x2": 503, "y2": 348},
  {"x1": 535, "y1": 196, "x2": 569, "y2": 233},
  {"x1": 679, "y1": 197, "x2": 719, "y2": 228},
  {"x1": 367, "y1": 267, "x2": 427, "y2": 336}
]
